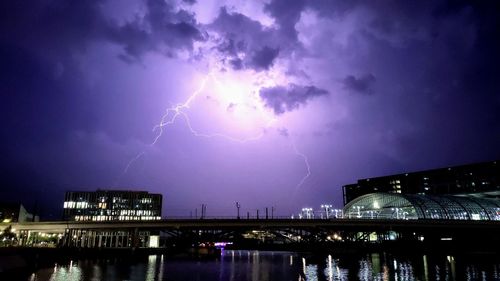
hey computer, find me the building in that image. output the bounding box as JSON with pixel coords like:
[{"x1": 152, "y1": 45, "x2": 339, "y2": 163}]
[
  {"x1": 63, "y1": 190, "x2": 162, "y2": 221},
  {"x1": 0, "y1": 203, "x2": 39, "y2": 223},
  {"x1": 343, "y1": 160, "x2": 499, "y2": 205},
  {"x1": 344, "y1": 193, "x2": 500, "y2": 221}
]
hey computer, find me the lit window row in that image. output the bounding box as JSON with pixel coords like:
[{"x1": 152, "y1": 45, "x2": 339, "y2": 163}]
[
  {"x1": 118, "y1": 216, "x2": 161, "y2": 221},
  {"x1": 75, "y1": 215, "x2": 92, "y2": 221},
  {"x1": 64, "y1": 201, "x2": 89, "y2": 209},
  {"x1": 73, "y1": 215, "x2": 161, "y2": 221},
  {"x1": 119, "y1": 210, "x2": 155, "y2": 216}
]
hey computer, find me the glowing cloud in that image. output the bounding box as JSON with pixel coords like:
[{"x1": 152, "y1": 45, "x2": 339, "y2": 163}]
[{"x1": 122, "y1": 67, "x2": 312, "y2": 191}]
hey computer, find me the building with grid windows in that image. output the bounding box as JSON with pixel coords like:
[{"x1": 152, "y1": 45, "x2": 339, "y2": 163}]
[
  {"x1": 342, "y1": 160, "x2": 499, "y2": 205},
  {"x1": 63, "y1": 190, "x2": 162, "y2": 221}
]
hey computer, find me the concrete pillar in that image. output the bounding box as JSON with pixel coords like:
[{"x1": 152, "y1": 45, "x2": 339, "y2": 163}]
[
  {"x1": 132, "y1": 228, "x2": 139, "y2": 249},
  {"x1": 81, "y1": 231, "x2": 85, "y2": 248}
]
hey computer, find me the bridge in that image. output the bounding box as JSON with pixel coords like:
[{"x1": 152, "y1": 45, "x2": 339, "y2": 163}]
[{"x1": 3, "y1": 218, "x2": 500, "y2": 249}]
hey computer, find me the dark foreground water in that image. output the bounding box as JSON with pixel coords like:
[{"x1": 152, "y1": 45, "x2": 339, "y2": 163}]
[{"x1": 23, "y1": 250, "x2": 500, "y2": 281}]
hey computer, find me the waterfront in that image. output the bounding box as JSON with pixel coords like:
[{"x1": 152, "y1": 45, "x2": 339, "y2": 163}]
[{"x1": 14, "y1": 250, "x2": 500, "y2": 281}]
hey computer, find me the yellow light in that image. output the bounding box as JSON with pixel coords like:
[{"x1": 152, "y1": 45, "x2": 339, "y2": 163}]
[{"x1": 2, "y1": 219, "x2": 11, "y2": 223}]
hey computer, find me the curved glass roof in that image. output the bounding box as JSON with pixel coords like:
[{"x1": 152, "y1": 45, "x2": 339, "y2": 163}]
[{"x1": 343, "y1": 193, "x2": 500, "y2": 220}]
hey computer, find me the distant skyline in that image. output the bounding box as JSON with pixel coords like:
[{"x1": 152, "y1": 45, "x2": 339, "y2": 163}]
[{"x1": 1, "y1": 0, "x2": 499, "y2": 219}]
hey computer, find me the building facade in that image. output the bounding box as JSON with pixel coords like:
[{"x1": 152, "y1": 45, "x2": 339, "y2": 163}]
[
  {"x1": 63, "y1": 190, "x2": 162, "y2": 221},
  {"x1": 343, "y1": 160, "x2": 499, "y2": 205}
]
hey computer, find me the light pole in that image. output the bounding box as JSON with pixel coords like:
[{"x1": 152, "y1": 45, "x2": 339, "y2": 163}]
[
  {"x1": 321, "y1": 204, "x2": 333, "y2": 219},
  {"x1": 301, "y1": 208, "x2": 313, "y2": 219},
  {"x1": 333, "y1": 209, "x2": 343, "y2": 218},
  {"x1": 392, "y1": 208, "x2": 400, "y2": 219},
  {"x1": 355, "y1": 206, "x2": 363, "y2": 218},
  {"x1": 236, "y1": 202, "x2": 241, "y2": 219}
]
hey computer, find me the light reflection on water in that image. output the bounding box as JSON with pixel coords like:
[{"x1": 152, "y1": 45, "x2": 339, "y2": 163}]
[{"x1": 26, "y1": 250, "x2": 500, "y2": 281}]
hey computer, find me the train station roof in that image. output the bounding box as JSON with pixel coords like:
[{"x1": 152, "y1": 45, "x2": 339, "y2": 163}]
[{"x1": 343, "y1": 193, "x2": 500, "y2": 220}]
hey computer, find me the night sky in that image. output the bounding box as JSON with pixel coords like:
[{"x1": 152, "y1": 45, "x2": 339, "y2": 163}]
[{"x1": 1, "y1": 0, "x2": 499, "y2": 219}]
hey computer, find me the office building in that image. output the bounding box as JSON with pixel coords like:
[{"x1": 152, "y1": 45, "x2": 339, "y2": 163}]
[
  {"x1": 63, "y1": 189, "x2": 162, "y2": 221},
  {"x1": 343, "y1": 160, "x2": 499, "y2": 205}
]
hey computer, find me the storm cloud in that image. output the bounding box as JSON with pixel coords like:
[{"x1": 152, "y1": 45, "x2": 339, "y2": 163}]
[
  {"x1": 1, "y1": 0, "x2": 499, "y2": 217},
  {"x1": 259, "y1": 84, "x2": 329, "y2": 115},
  {"x1": 110, "y1": 0, "x2": 206, "y2": 62},
  {"x1": 209, "y1": 7, "x2": 282, "y2": 71},
  {"x1": 343, "y1": 74, "x2": 376, "y2": 95},
  {"x1": 249, "y1": 46, "x2": 280, "y2": 71}
]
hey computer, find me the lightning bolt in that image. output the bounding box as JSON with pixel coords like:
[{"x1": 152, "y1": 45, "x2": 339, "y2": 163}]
[
  {"x1": 119, "y1": 72, "x2": 311, "y2": 192},
  {"x1": 292, "y1": 142, "x2": 311, "y2": 191}
]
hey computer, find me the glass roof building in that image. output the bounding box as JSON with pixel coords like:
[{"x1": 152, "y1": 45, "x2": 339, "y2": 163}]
[{"x1": 343, "y1": 193, "x2": 500, "y2": 221}]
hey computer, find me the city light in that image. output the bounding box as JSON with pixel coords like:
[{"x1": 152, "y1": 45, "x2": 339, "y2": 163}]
[
  {"x1": 321, "y1": 204, "x2": 332, "y2": 219},
  {"x1": 301, "y1": 208, "x2": 314, "y2": 219},
  {"x1": 296, "y1": 205, "x2": 344, "y2": 219}
]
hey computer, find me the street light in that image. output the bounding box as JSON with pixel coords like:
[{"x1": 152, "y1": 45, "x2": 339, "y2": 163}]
[
  {"x1": 301, "y1": 208, "x2": 313, "y2": 219},
  {"x1": 391, "y1": 207, "x2": 400, "y2": 219},
  {"x1": 321, "y1": 204, "x2": 333, "y2": 219},
  {"x1": 354, "y1": 206, "x2": 364, "y2": 218},
  {"x1": 332, "y1": 209, "x2": 343, "y2": 218},
  {"x1": 236, "y1": 202, "x2": 241, "y2": 219}
]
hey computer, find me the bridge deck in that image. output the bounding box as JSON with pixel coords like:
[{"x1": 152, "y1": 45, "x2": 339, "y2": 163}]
[{"x1": 4, "y1": 219, "x2": 500, "y2": 233}]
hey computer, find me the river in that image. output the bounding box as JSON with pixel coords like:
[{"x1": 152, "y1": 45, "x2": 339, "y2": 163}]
[{"x1": 21, "y1": 250, "x2": 500, "y2": 280}]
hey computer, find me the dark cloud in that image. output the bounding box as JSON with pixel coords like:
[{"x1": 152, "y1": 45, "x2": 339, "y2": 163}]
[
  {"x1": 209, "y1": 7, "x2": 300, "y2": 72},
  {"x1": 249, "y1": 46, "x2": 280, "y2": 70},
  {"x1": 0, "y1": 0, "x2": 205, "y2": 64},
  {"x1": 264, "y1": 0, "x2": 306, "y2": 42},
  {"x1": 0, "y1": 1, "x2": 107, "y2": 56},
  {"x1": 277, "y1": 128, "x2": 289, "y2": 137},
  {"x1": 210, "y1": 7, "x2": 279, "y2": 71},
  {"x1": 259, "y1": 84, "x2": 328, "y2": 115},
  {"x1": 342, "y1": 74, "x2": 376, "y2": 94},
  {"x1": 227, "y1": 103, "x2": 237, "y2": 112},
  {"x1": 229, "y1": 58, "x2": 244, "y2": 70},
  {"x1": 110, "y1": 0, "x2": 205, "y2": 62},
  {"x1": 216, "y1": 38, "x2": 246, "y2": 57}
]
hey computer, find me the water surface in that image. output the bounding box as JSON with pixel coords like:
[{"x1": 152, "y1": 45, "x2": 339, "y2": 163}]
[{"x1": 26, "y1": 250, "x2": 500, "y2": 281}]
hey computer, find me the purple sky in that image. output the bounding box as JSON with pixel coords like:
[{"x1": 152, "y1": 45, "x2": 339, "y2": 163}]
[{"x1": 1, "y1": 0, "x2": 499, "y2": 219}]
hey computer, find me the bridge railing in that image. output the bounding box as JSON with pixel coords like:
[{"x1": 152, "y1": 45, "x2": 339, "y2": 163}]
[{"x1": 159, "y1": 216, "x2": 347, "y2": 220}]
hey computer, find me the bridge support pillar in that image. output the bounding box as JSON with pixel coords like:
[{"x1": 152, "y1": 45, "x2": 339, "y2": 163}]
[{"x1": 132, "y1": 228, "x2": 139, "y2": 249}]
